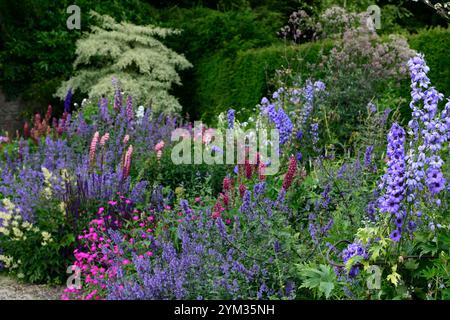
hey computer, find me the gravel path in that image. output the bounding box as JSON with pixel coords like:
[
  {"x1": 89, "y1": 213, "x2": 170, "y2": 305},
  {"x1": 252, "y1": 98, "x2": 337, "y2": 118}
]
[{"x1": 0, "y1": 275, "x2": 63, "y2": 300}]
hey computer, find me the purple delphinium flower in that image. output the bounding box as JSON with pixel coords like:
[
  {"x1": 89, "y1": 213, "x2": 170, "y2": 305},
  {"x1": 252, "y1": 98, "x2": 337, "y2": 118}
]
[
  {"x1": 64, "y1": 88, "x2": 72, "y2": 113},
  {"x1": 260, "y1": 89, "x2": 295, "y2": 145},
  {"x1": 311, "y1": 122, "x2": 320, "y2": 153},
  {"x1": 227, "y1": 109, "x2": 235, "y2": 129},
  {"x1": 378, "y1": 123, "x2": 407, "y2": 241},
  {"x1": 300, "y1": 80, "x2": 324, "y2": 127},
  {"x1": 406, "y1": 54, "x2": 448, "y2": 198},
  {"x1": 341, "y1": 242, "x2": 368, "y2": 277},
  {"x1": 426, "y1": 167, "x2": 446, "y2": 195}
]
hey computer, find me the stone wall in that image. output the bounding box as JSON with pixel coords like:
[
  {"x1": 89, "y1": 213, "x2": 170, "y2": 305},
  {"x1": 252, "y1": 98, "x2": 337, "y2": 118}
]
[{"x1": 0, "y1": 88, "x2": 23, "y2": 135}]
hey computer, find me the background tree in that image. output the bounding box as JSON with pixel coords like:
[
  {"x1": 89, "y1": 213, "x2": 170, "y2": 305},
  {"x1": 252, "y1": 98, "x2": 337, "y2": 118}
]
[{"x1": 56, "y1": 12, "x2": 192, "y2": 113}]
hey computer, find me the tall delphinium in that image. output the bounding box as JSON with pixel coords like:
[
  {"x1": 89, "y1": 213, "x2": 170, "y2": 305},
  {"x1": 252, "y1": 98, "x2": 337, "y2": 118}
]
[
  {"x1": 330, "y1": 54, "x2": 450, "y2": 297},
  {"x1": 227, "y1": 109, "x2": 235, "y2": 129},
  {"x1": 64, "y1": 88, "x2": 73, "y2": 114},
  {"x1": 377, "y1": 123, "x2": 407, "y2": 242},
  {"x1": 397, "y1": 54, "x2": 450, "y2": 235},
  {"x1": 299, "y1": 80, "x2": 326, "y2": 129},
  {"x1": 372, "y1": 55, "x2": 450, "y2": 244},
  {"x1": 260, "y1": 91, "x2": 293, "y2": 146},
  {"x1": 259, "y1": 80, "x2": 326, "y2": 164},
  {"x1": 406, "y1": 54, "x2": 448, "y2": 198}
]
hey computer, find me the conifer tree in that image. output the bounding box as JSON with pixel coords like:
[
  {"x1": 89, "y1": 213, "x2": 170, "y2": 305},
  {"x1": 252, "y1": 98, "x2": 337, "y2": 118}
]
[{"x1": 56, "y1": 11, "x2": 192, "y2": 113}]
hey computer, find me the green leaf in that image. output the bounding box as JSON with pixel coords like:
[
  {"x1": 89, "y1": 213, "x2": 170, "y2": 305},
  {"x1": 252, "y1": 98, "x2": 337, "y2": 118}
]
[
  {"x1": 404, "y1": 259, "x2": 419, "y2": 270},
  {"x1": 299, "y1": 264, "x2": 336, "y2": 299}
]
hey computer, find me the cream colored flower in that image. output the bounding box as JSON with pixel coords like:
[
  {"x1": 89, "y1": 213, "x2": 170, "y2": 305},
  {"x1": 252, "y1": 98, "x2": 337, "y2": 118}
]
[
  {"x1": 0, "y1": 255, "x2": 14, "y2": 268},
  {"x1": 59, "y1": 202, "x2": 67, "y2": 215},
  {"x1": 41, "y1": 231, "x2": 53, "y2": 246},
  {"x1": 12, "y1": 227, "x2": 24, "y2": 239},
  {"x1": 21, "y1": 221, "x2": 33, "y2": 231},
  {"x1": 2, "y1": 198, "x2": 15, "y2": 212},
  {"x1": 0, "y1": 227, "x2": 10, "y2": 236}
]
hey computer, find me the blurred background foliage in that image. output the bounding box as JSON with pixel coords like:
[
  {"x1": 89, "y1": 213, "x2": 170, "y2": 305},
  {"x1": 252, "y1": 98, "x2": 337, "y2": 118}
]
[{"x1": 0, "y1": 0, "x2": 448, "y2": 121}]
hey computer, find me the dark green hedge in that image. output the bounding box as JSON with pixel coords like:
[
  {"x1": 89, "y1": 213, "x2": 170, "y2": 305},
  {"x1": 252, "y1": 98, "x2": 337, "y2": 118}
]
[{"x1": 195, "y1": 40, "x2": 334, "y2": 122}]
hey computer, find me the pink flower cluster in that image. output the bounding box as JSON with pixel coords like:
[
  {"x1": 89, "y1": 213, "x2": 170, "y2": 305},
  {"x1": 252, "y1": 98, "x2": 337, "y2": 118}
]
[
  {"x1": 89, "y1": 131, "x2": 100, "y2": 166},
  {"x1": 155, "y1": 140, "x2": 165, "y2": 161},
  {"x1": 62, "y1": 197, "x2": 157, "y2": 300}
]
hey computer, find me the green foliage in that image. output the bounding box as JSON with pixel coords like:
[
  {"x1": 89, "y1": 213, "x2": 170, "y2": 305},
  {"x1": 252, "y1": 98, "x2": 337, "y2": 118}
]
[
  {"x1": 298, "y1": 263, "x2": 337, "y2": 299},
  {"x1": 135, "y1": 143, "x2": 230, "y2": 197},
  {"x1": 55, "y1": 12, "x2": 192, "y2": 114},
  {"x1": 0, "y1": 195, "x2": 85, "y2": 284},
  {"x1": 160, "y1": 6, "x2": 280, "y2": 60},
  {"x1": 194, "y1": 40, "x2": 334, "y2": 123},
  {"x1": 157, "y1": 6, "x2": 283, "y2": 118}
]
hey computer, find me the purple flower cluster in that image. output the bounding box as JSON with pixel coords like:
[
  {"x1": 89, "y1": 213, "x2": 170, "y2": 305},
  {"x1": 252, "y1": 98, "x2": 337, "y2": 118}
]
[
  {"x1": 227, "y1": 109, "x2": 235, "y2": 129},
  {"x1": 300, "y1": 80, "x2": 326, "y2": 127},
  {"x1": 364, "y1": 145, "x2": 374, "y2": 168},
  {"x1": 64, "y1": 88, "x2": 73, "y2": 113},
  {"x1": 341, "y1": 242, "x2": 368, "y2": 277},
  {"x1": 260, "y1": 80, "x2": 325, "y2": 147},
  {"x1": 378, "y1": 123, "x2": 406, "y2": 241},
  {"x1": 105, "y1": 185, "x2": 294, "y2": 300},
  {"x1": 260, "y1": 96, "x2": 293, "y2": 145},
  {"x1": 376, "y1": 54, "x2": 449, "y2": 242},
  {"x1": 0, "y1": 89, "x2": 180, "y2": 225},
  {"x1": 406, "y1": 54, "x2": 448, "y2": 199}
]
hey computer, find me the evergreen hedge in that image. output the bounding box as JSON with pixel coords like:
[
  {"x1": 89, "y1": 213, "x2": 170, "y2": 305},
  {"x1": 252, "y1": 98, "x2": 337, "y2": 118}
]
[{"x1": 193, "y1": 27, "x2": 450, "y2": 123}]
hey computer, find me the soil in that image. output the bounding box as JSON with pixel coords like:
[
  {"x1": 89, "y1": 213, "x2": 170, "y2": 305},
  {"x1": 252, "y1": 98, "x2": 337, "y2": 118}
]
[{"x1": 0, "y1": 274, "x2": 63, "y2": 300}]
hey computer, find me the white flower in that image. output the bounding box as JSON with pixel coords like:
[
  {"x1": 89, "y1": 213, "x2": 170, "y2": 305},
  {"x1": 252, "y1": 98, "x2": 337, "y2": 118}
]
[{"x1": 136, "y1": 105, "x2": 145, "y2": 123}]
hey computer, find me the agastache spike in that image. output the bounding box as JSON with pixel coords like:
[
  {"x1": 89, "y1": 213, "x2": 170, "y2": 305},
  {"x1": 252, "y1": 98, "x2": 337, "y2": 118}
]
[
  {"x1": 282, "y1": 155, "x2": 297, "y2": 191},
  {"x1": 123, "y1": 145, "x2": 133, "y2": 179}
]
